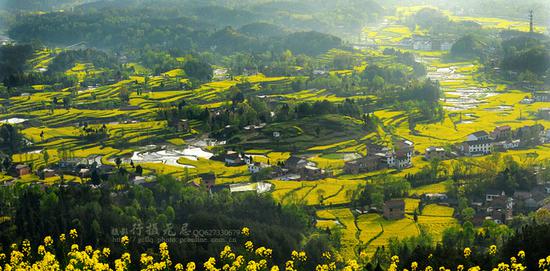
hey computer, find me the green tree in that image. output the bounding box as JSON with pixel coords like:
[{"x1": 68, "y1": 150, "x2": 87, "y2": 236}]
[
  {"x1": 184, "y1": 59, "x2": 213, "y2": 82},
  {"x1": 42, "y1": 148, "x2": 49, "y2": 166}
]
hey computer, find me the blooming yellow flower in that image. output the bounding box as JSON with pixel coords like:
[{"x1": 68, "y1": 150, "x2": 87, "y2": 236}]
[
  {"x1": 298, "y1": 251, "x2": 307, "y2": 261},
  {"x1": 539, "y1": 259, "x2": 546, "y2": 269},
  {"x1": 37, "y1": 245, "x2": 45, "y2": 256},
  {"x1": 345, "y1": 260, "x2": 360, "y2": 271},
  {"x1": 464, "y1": 247, "x2": 472, "y2": 258},
  {"x1": 391, "y1": 255, "x2": 400, "y2": 264},
  {"x1": 69, "y1": 229, "x2": 78, "y2": 239},
  {"x1": 285, "y1": 260, "x2": 294, "y2": 269},
  {"x1": 121, "y1": 235, "x2": 130, "y2": 246},
  {"x1": 204, "y1": 257, "x2": 217, "y2": 271},
  {"x1": 43, "y1": 236, "x2": 53, "y2": 247},
  {"x1": 22, "y1": 239, "x2": 31, "y2": 256},
  {"x1": 187, "y1": 262, "x2": 196, "y2": 271},
  {"x1": 517, "y1": 251, "x2": 525, "y2": 259},
  {"x1": 70, "y1": 244, "x2": 79, "y2": 252},
  {"x1": 121, "y1": 252, "x2": 131, "y2": 263},
  {"x1": 221, "y1": 245, "x2": 234, "y2": 259},
  {"x1": 102, "y1": 247, "x2": 110, "y2": 258},
  {"x1": 489, "y1": 245, "x2": 497, "y2": 256},
  {"x1": 411, "y1": 262, "x2": 418, "y2": 271},
  {"x1": 245, "y1": 241, "x2": 254, "y2": 252},
  {"x1": 242, "y1": 227, "x2": 250, "y2": 236},
  {"x1": 59, "y1": 234, "x2": 66, "y2": 242}
]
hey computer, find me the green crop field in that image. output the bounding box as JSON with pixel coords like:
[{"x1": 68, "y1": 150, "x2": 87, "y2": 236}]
[{"x1": 422, "y1": 204, "x2": 455, "y2": 217}]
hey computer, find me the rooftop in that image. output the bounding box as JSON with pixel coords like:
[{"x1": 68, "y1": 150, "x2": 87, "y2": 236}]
[
  {"x1": 471, "y1": 131, "x2": 489, "y2": 137},
  {"x1": 384, "y1": 199, "x2": 405, "y2": 208}
]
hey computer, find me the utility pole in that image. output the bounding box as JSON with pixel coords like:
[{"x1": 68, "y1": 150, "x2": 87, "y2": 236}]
[{"x1": 529, "y1": 10, "x2": 534, "y2": 33}]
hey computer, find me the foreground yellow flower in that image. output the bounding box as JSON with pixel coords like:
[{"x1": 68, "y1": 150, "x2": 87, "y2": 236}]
[
  {"x1": 245, "y1": 241, "x2": 254, "y2": 252},
  {"x1": 464, "y1": 247, "x2": 472, "y2": 258},
  {"x1": 539, "y1": 258, "x2": 547, "y2": 269},
  {"x1": 242, "y1": 227, "x2": 250, "y2": 236},
  {"x1": 345, "y1": 260, "x2": 360, "y2": 271},
  {"x1": 69, "y1": 229, "x2": 78, "y2": 239},
  {"x1": 37, "y1": 245, "x2": 45, "y2": 255},
  {"x1": 204, "y1": 257, "x2": 217, "y2": 271},
  {"x1": 140, "y1": 253, "x2": 153, "y2": 265},
  {"x1": 43, "y1": 236, "x2": 53, "y2": 246},
  {"x1": 291, "y1": 250, "x2": 306, "y2": 261},
  {"x1": 391, "y1": 255, "x2": 399, "y2": 264},
  {"x1": 103, "y1": 247, "x2": 111, "y2": 258},
  {"x1": 489, "y1": 245, "x2": 497, "y2": 256},
  {"x1": 1, "y1": 229, "x2": 547, "y2": 271},
  {"x1": 70, "y1": 244, "x2": 79, "y2": 252},
  {"x1": 121, "y1": 235, "x2": 130, "y2": 246}
]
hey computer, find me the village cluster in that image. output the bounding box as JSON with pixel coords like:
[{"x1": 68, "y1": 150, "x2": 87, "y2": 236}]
[
  {"x1": 376, "y1": 181, "x2": 550, "y2": 225},
  {"x1": 344, "y1": 124, "x2": 550, "y2": 175}
]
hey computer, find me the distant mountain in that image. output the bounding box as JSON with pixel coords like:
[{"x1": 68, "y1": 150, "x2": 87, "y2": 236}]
[
  {"x1": 0, "y1": 0, "x2": 99, "y2": 11},
  {"x1": 239, "y1": 22, "x2": 289, "y2": 38}
]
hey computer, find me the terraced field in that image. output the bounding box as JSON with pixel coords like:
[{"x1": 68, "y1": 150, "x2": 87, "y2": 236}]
[
  {"x1": 317, "y1": 208, "x2": 422, "y2": 257},
  {"x1": 271, "y1": 178, "x2": 364, "y2": 205},
  {"x1": 418, "y1": 204, "x2": 459, "y2": 243},
  {"x1": 316, "y1": 203, "x2": 455, "y2": 257}
]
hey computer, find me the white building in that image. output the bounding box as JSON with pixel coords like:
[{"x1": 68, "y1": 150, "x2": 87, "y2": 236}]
[
  {"x1": 248, "y1": 162, "x2": 269, "y2": 174},
  {"x1": 462, "y1": 140, "x2": 493, "y2": 156},
  {"x1": 213, "y1": 68, "x2": 228, "y2": 81},
  {"x1": 466, "y1": 131, "x2": 490, "y2": 142},
  {"x1": 462, "y1": 131, "x2": 493, "y2": 156},
  {"x1": 502, "y1": 140, "x2": 520, "y2": 150},
  {"x1": 376, "y1": 140, "x2": 414, "y2": 169}
]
